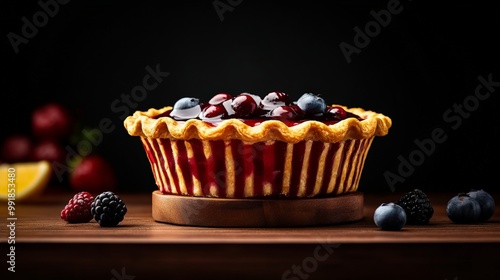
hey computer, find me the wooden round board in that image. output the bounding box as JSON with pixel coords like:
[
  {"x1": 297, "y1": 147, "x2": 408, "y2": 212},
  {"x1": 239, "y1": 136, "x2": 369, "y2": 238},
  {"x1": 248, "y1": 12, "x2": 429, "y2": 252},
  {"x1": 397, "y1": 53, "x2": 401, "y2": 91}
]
[{"x1": 152, "y1": 190, "x2": 364, "y2": 227}]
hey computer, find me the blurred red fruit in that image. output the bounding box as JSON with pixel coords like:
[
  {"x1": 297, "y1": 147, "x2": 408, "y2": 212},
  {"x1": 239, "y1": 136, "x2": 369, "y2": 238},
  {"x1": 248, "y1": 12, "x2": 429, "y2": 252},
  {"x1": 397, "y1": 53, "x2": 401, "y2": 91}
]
[
  {"x1": 70, "y1": 154, "x2": 117, "y2": 193},
  {"x1": 32, "y1": 140, "x2": 65, "y2": 163},
  {"x1": 1, "y1": 134, "x2": 32, "y2": 162},
  {"x1": 32, "y1": 102, "x2": 73, "y2": 140}
]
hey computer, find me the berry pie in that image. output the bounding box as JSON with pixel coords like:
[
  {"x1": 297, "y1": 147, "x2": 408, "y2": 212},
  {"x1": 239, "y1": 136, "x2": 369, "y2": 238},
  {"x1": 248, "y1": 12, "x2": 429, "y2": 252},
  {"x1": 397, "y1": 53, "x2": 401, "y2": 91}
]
[{"x1": 124, "y1": 92, "x2": 392, "y2": 198}]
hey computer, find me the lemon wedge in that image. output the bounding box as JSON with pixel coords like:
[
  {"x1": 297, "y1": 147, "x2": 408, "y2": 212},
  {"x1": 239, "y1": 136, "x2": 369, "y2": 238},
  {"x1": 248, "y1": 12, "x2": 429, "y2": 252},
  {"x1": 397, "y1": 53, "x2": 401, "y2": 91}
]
[{"x1": 0, "y1": 161, "x2": 52, "y2": 201}]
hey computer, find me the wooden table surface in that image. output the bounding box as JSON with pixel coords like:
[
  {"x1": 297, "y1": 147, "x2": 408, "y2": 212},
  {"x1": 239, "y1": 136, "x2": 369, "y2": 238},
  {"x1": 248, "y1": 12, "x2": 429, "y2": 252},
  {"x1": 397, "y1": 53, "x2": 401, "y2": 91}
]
[{"x1": 2, "y1": 191, "x2": 500, "y2": 279}]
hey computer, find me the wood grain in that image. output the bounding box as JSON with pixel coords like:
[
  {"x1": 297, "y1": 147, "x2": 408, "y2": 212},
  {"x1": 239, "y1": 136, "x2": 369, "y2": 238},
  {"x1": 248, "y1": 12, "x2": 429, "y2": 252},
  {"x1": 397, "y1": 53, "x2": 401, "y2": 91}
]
[
  {"x1": 2, "y1": 191, "x2": 499, "y2": 244},
  {"x1": 152, "y1": 190, "x2": 364, "y2": 227},
  {"x1": 2, "y1": 191, "x2": 500, "y2": 279}
]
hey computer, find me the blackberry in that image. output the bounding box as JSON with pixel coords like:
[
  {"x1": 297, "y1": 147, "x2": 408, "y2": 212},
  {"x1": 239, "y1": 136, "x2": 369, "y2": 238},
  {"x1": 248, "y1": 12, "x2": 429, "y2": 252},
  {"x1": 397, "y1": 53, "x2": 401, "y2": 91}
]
[
  {"x1": 396, "y1": 189, "x2": 434, "y2": 224},
  {"x1": 91, "y1": 191, "x2": 127, "y2": 227}
]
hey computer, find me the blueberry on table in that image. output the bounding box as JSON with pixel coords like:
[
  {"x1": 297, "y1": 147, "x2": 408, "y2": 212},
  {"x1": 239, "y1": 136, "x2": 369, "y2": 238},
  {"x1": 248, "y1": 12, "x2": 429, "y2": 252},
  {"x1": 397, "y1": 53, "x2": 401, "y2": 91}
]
[
  {"x1": 373, "y1": 202, "x2": 407, "y2": 231},
  {"x1": 467, "y1": 189, "x2": 495, "y2": 222},
  {"x1": 446, "y1": 193, "x2": 481, "y2": 224}
]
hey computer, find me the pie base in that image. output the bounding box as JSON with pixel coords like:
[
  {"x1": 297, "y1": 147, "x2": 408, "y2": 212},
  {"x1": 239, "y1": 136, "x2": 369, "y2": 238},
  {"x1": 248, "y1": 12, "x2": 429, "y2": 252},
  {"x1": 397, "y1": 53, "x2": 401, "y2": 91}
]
[{"x1": 152, "y1": 190, "x2": 364, "y2": 227}]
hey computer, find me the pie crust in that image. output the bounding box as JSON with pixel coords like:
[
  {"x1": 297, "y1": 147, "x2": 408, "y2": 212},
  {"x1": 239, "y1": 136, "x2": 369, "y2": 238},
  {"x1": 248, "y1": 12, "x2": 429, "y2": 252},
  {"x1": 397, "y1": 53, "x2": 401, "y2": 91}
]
[
  {"x1": 124, "y1": 105, "x2": 392, "y2": 143},
  {"x1": 124, "y1": 105, "x2": 392, "y2": 198}
]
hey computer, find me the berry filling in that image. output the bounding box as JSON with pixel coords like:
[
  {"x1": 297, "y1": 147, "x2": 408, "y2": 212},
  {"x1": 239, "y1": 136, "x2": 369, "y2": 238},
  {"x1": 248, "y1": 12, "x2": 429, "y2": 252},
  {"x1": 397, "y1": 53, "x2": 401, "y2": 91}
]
[
  {"x1": 200, "y1": 104, "x2": 226, "y2": 120},
  {"x1": 268, "y1": 105, "x2": 304, "y2": 121},
  {"x1": 155, "y1": 92, "x2": 363, "y2": 126},
  {"x1": 231, "y1": 94, "x2": 259, "y2": 117},
  {"x1": 209, "y1": 93, "x2": 232, "y2": 105},
  {"x1": 260, "y1": 91, "x2": 290, "y2": 110},
  {"x1": 296, "y1": 92, "x2": 327, "y2": 116}
]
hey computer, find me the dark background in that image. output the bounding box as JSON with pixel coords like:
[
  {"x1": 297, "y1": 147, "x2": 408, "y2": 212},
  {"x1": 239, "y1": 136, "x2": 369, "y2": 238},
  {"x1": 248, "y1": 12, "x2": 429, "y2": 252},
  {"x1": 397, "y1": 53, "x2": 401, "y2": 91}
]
[{"x1": 2, "y1": 0, "x2": 499, "y2": 194}]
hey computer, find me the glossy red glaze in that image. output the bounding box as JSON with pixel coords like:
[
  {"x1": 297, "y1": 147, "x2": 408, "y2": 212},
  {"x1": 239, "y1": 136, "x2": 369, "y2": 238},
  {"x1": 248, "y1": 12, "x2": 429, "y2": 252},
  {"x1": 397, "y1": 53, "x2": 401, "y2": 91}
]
[
  {"x1": 141, "y1": 137, "x2": 371, "y2": 198},
  {"x1": 153, "y1": 109, "x2": 354, "y2": 127}
]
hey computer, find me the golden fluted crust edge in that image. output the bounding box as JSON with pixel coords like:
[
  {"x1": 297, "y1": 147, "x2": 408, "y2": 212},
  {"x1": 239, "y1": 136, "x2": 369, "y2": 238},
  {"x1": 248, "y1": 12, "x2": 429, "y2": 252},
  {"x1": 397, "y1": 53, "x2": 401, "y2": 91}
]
[{"x1": 123, "y1": 105, "x2": 392, "y2": 143}]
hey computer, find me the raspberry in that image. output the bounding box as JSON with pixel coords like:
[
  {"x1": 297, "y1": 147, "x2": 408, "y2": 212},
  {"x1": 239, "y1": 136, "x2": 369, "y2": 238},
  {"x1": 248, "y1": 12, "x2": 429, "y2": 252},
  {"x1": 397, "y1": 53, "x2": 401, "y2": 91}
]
[
  {"x1": 60, "y1": 191, "x2": 94, "y2": 223},
  {"x1": 91, "y1": 191, "x2": 127, "y2": 227},
  {"x1": 396, "y1": 189, "x2": 434, "y2": 225}
]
